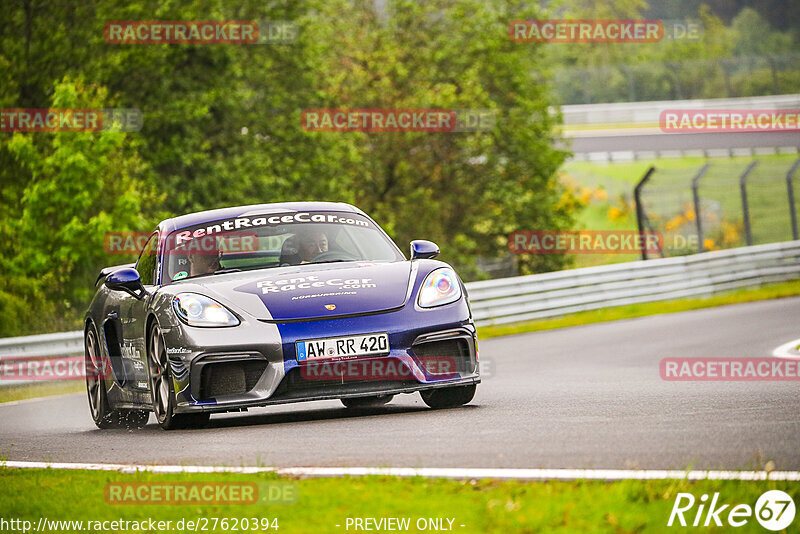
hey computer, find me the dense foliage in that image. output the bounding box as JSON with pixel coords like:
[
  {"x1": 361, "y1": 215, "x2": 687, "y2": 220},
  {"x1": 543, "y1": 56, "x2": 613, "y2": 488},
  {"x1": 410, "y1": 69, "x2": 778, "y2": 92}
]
[
  {"x1": 0, "y1": 0, "x2": 795, "y2": 335},
  {"x1": 0, "y1": 0, "x2": 573, "y2": 335}
]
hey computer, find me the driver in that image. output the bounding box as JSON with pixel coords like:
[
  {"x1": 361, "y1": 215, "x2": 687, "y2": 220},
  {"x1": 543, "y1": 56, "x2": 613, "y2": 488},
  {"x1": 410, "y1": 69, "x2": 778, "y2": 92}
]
[
  {"x1": 186, "y1": 236, "x2": 221, "y2": 276},
  {"x1": 298, "y1": 230, "x2": 328, "y2": 263}
]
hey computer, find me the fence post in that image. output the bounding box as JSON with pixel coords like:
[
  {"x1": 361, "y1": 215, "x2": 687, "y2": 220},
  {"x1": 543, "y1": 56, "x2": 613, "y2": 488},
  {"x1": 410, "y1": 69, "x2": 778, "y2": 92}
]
[
  {"x1": 739, "y1": 161, "x2": 759, "y2": 246},
  {"x1": 786, "y1": 158, "x2": 800, "y2": 241},
  {"x1": 691, "y1": 163, "x2": 710, "y2": 252},
  {"x1": 634, "y1": 166, "x2": 656, "y2": 260}
]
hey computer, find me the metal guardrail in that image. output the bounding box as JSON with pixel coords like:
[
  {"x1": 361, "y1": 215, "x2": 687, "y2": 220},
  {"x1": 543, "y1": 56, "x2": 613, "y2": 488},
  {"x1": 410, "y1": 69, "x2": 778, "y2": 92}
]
[
  {"x1": 561, "y1": 94, "x2": 800, "y2": 126},
  {"x1": 569, "y1": 146, "x2": 799, "y2": 163},
  {"x1": 467, "y1": 240, "x2": 800, "y2": 326},
  {"x1": 0, "y1": 331, "x2": 84, "y2": 359},
  {"x1": 0, "y1": 331, "x2": 84, "y2": 386},
  {"x1": 2, "y1": 241, "x2": 800, "y2": 384}
]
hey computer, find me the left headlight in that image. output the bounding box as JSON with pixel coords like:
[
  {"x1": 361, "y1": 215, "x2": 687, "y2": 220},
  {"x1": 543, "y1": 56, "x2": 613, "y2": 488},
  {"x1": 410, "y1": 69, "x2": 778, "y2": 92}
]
[
  {"x1": 173, "y1": 293, "x2": 240, "y2": 327},
  {"x1": 418, "y1": 268, "x2": 462, "y2": 308}
]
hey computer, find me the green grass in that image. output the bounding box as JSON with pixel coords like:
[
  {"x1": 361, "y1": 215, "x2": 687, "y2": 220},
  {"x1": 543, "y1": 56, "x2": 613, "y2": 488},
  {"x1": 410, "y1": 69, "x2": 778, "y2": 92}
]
[
  {"x1": 0, "y1": 381, "x2": 84, "y2": 404},
  {"x1": 0, "y1": 467, "x2": 795, "y2": 533},
  {"x1": 477, "y1": 278, "x2": 800, "y2": 340},
  {"x1": 570, "y1": 202, "x2": 640, "y2": 268},
  {"x1": 560, "y1": 153, "x2": 800, "y2": 265},
  {"x1": 562, "y1": 153, "x2": 799, "y2": 187}
]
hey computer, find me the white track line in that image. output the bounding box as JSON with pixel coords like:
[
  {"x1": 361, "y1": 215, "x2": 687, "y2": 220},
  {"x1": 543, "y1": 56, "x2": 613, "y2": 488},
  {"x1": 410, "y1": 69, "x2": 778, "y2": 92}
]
[
  {"x1": 772, "y1": 338, "x2": 800, "y2": 360},
  {"x1": 2, "y1": 461, "x2": 798, "y2": 481}
]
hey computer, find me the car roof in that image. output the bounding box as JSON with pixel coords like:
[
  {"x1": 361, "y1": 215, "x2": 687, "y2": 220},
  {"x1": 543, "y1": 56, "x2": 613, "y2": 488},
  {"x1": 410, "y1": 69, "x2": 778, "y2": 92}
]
[{"x1": 157, "y1": 202, "x2": 365, "y2": 233}]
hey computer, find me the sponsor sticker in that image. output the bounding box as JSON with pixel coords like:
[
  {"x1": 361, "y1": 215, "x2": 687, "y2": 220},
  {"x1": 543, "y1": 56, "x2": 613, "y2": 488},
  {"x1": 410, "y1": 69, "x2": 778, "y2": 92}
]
[
  {"x1": 171, "y1": 212, "x2": 370, "y2": 248},
  {"x1": 257, "y1": 276, "x2": 376, "y2": 295}
]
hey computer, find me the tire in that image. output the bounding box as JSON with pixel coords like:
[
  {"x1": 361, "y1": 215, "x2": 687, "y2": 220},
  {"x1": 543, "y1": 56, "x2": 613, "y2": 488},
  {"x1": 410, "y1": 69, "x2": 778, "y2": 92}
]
[
  {"x1": 148, "y1": 322, "x2": 210, "y2": 430},
  {"x1": 85, "y1": 324, "x2": 149, "y2": 430},
  {"x1": 420, "y1": 384, "x2": 476, "y2": 409},
  {"x1": 341, "y1": 394, "x2": 394, "y2": 409}
]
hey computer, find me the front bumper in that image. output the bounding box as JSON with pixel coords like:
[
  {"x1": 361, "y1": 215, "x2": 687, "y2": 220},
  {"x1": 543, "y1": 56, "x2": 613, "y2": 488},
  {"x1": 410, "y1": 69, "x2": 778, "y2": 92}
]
[{"x1": 160, "y1": 301, "x2": 479, "y2": 414}]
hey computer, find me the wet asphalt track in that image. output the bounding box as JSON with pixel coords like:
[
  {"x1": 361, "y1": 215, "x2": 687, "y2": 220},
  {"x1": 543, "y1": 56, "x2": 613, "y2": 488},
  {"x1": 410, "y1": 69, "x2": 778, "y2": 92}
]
[{"x1": 1, "y1": 297, "x2": 799, "y2": 471}]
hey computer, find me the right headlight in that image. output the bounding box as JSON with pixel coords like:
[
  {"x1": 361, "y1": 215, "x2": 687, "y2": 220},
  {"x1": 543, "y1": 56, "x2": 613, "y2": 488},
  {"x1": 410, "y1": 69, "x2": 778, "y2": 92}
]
[
  {"x1": 418, "y1": 268, "x2": 462, "y2": 308},
  {"x1": 172, "y1": 293, "x2": 239, "y2": 327}
]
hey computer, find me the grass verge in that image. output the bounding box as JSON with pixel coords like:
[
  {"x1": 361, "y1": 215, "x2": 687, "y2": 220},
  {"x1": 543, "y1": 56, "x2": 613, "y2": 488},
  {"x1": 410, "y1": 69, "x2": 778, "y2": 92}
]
[
  {"x1": 0, "y1": 467, "x2": 795, "y2": 533},
  {"x1": 477, "y1": 279, "x2": 800, "y2": 340},
  {"x1": 0, "y1": 381, "x2": 84, "y2": 404},
  {"x1": 562, "y1": 153, "x2": 799, "y2": 186}
]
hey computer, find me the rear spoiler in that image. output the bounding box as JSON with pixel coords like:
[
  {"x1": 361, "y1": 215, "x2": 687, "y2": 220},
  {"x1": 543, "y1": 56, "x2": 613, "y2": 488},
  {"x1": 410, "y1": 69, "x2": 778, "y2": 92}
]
[{"x1": 95, "y1": 263, "x2": 136, "y2": 287}]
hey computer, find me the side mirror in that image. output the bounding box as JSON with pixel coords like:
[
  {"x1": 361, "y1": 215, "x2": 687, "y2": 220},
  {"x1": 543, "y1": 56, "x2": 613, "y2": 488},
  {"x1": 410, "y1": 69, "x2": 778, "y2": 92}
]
[
  {"x1": 105, "y1": 267, "x2": 146, "y2": 299},
  {"x1": 410, "y1": 240, "x2": 440, "y2": 260}
]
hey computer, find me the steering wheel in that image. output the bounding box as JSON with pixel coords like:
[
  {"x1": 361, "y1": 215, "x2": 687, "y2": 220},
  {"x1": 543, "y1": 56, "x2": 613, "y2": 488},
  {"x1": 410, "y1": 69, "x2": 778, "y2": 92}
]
[{"x1": 310, "y1": 250, "x2": 357, "y2": 263}]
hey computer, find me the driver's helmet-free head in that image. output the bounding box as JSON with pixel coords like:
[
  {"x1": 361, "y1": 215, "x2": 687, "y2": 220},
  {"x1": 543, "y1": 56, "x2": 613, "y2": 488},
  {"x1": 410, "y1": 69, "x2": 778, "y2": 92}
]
[
  {"x1": 178, "y1": 235, "x2": 221, "y2": 276},
  {"x1": 297, "y1": 229, "x2": 329, "y2": 262}
]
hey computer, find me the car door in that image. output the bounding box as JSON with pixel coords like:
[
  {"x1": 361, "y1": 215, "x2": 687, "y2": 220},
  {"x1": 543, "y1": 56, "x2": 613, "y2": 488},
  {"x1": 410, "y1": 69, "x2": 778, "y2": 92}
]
[{"x1": 119, "y1": 230, "x2": 160, "y2": 391}]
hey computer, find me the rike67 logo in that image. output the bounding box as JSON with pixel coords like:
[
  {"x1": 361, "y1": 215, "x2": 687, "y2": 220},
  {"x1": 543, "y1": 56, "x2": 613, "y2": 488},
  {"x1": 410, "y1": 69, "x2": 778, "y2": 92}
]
[{"x1": 668, "y1": 490, "x2": 795, "y2": 530}]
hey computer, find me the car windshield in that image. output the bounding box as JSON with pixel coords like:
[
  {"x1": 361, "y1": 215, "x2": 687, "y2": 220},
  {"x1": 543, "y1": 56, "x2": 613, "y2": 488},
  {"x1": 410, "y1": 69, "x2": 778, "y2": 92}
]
[{"x1": 163, "y1": 211, "x2": 404, "y2": 282}]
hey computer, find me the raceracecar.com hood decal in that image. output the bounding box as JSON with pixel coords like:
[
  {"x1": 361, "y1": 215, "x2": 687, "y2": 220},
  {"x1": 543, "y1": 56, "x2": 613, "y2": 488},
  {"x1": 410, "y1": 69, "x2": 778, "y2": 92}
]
[{"x1": 233, "y1": 262, "x2": 412, "y2": 321}]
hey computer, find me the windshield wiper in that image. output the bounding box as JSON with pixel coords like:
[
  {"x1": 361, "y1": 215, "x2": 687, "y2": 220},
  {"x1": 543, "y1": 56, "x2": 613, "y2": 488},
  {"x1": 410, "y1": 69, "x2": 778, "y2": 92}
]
[
  {"x1": 310, "y1": 259, "x2": 350, "y2": 265},
  {"x1": 181, "y1": 267, "x2": 242, "y2": 281},
  {"x1": 214, "y1": 268, "x2": 242, "y2": 274}
]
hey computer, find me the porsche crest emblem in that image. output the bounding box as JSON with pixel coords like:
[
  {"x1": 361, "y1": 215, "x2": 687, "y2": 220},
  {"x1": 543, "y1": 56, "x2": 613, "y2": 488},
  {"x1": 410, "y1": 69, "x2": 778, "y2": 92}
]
[{"x1": 324, "y1": 304, "x2": 336, "y2": 311}]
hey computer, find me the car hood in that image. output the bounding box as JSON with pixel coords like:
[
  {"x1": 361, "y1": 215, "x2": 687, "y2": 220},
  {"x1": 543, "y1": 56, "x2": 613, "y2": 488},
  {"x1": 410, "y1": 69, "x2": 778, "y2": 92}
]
[{"x1": 181, "y1": 262, "x2": 413, "y2": 321}]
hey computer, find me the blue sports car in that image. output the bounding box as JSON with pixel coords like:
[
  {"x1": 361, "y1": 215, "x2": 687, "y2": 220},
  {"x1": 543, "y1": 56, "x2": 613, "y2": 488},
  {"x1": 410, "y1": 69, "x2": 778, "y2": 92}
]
[{"x1": 84, "y1": 202, "x2": 480, "y2": 430}]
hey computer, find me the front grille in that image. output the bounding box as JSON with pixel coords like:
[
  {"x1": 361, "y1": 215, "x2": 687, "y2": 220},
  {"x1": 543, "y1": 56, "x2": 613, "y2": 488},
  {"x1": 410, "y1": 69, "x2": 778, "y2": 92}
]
[
  {"x1": 270, "y1": 367, "x2": 416, "y2": 399},
  {"x1": 412, "y1": 338, "x2": 476, "y2": 375},
  {"x1": 199, "y1": 360, "x2": 266, "y2": 399}
]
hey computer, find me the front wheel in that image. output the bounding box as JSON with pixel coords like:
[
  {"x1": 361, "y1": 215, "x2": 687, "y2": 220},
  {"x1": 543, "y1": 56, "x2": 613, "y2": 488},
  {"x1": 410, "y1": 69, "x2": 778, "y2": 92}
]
[
  {"x1": 85, "y1": 324, "x2": 149, "y2": 429},
  {"x1": 420, "y1": 384, "x2": 476, "y2": 409},
  {"x1": 148, "y1": 323, "x2": 210, "y2": 430}
]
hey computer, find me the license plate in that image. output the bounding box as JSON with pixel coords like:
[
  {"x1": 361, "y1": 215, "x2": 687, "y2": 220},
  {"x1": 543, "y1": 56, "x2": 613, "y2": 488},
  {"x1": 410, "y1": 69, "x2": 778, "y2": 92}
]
[{"x1": 296, "y1": 333, "x2": 389, "y2": 361}]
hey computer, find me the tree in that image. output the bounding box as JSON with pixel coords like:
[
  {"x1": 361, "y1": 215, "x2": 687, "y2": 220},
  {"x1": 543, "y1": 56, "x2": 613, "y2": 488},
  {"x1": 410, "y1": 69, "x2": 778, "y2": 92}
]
[
  {"x1": 0, "y1": 79, "x2": 155, "y2": 334},
  {"x1": 300, "y1": 0, "x2": 575, "y2": 277}
]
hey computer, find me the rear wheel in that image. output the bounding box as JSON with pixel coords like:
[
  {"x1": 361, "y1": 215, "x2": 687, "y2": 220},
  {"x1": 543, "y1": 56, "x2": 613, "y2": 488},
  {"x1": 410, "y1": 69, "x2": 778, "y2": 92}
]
[
  {"x1": 341, "y1": 394, "x2": 394, "y2": 409},
  {"x1": 85, "y1": 324, "x2": 149, "y2": 429},
  {"x1": 420, "y1": 384, "x2": 476, "y2": 409},
  {"x1": 148, "y1": 323, "x2": 209, "y2": 430}
]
